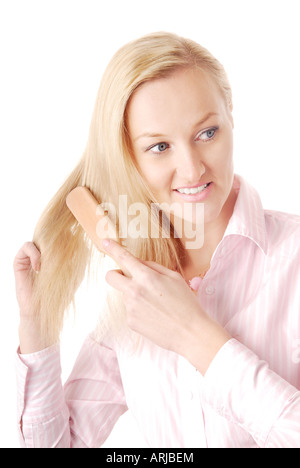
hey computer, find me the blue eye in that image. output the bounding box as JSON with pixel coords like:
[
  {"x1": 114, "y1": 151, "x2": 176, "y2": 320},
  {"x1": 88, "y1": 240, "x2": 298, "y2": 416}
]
[
  {"x1": 197, "y1": 127, "x2": 218, "y2": 141},
  {"x1": 150, "y1": 142, "x2": 169, "y2": 153}
]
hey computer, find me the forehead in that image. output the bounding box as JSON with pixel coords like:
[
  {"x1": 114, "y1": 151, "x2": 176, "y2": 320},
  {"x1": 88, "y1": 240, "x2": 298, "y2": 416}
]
[{"x1": 127, "y1": 67, "x2": 226, "y2": 135}]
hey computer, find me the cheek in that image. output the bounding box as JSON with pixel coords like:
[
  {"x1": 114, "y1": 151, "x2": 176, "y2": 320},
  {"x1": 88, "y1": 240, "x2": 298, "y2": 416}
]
[
  {"x1": 138, "y1": 160, "x2": 172, "y2": 192},
  {"x1": 209, "y1": 132, "x2": 234, "y2": 171}
]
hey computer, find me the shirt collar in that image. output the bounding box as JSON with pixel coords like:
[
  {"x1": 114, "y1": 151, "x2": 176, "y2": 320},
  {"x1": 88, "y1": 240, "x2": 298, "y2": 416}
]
[{"x1": 224, "y1": 174, "x2": 268, "y2": 255}]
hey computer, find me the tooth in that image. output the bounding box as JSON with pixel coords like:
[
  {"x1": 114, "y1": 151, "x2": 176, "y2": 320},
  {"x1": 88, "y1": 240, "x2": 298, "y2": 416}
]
[
  {"x1": 177, "y1": 184, "x2": 209, "y2": 194},
  {"x1": 190, "y1": 188, "x2": 198, "y2": 194}
]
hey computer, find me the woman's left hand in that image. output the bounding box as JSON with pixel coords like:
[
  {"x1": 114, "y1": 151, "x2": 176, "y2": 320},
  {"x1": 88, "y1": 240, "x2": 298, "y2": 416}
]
[{"x1": 103, "y1": 239, "x2": 231, "y2": 374}]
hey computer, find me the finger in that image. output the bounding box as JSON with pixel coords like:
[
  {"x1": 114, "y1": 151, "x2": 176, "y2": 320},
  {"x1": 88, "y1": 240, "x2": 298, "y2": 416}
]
[
  {"x1": 14, "y1": 242, "x2": 41, "y2": 273},
  {"x1": 140, "y1": 260, "x2": 180, "y2": 279},
  {"x1": 105, "y1": 268, "x2": 131, "y2": 293},
  {"x1": 102, "y1": 239, "x2": 145, "y2": 278}
]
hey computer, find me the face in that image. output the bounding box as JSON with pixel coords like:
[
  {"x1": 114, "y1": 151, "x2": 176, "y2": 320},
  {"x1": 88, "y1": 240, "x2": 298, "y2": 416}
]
[{"x1": 126, "y1": 67, "x2": 235, "y2": 230}]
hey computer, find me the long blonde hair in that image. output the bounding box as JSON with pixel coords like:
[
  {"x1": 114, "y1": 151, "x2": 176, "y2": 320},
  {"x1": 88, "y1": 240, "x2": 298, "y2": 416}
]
[{"x1": 31, "y1": 31, "x2": 232, "y2": 344}]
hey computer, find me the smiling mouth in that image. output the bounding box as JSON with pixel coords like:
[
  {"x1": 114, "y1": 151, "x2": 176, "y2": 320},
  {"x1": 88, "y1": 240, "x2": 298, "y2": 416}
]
[{"x1": 175, "y1": 182, "x2": 212, "y2": 195}]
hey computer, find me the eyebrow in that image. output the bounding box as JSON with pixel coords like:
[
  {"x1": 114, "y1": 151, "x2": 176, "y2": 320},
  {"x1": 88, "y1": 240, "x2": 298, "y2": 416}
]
[{"x1": 134, "y1": 112, "x2": 219, "y2": 142}]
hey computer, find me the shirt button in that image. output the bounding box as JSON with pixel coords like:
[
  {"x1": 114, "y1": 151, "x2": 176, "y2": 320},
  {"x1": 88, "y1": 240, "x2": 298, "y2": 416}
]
[{"x1": 205, "y1": 285, "x2": 215, "y2": 295}]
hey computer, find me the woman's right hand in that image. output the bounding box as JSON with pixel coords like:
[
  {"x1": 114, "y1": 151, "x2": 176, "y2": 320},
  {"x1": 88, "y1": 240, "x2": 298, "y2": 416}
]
[
  {"x1": 13, "y1": 242, "x2": 41, "y2": 317},
  {"x1": 13, "y1": 242, "x2": 47, "y2": 353}
]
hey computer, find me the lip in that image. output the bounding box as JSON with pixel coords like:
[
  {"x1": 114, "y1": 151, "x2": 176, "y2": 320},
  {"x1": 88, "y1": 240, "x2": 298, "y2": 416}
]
[{"x1": 173, "y1": 182, "x2": 213, "y2": 201}]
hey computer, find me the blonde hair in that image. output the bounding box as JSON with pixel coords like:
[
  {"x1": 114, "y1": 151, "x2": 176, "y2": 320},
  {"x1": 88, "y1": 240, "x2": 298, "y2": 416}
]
[{"x1": 31, "y1": 31, "x2": 232, "y2": 344}]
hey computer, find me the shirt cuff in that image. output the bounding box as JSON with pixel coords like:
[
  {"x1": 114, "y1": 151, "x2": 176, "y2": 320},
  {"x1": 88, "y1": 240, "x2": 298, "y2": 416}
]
[
  {"x1": 16, "y1": 343, "x2": 64, "y2": 425},
  {"x1": 202, "y1": 338, "x2": 299, "y2": 446}
]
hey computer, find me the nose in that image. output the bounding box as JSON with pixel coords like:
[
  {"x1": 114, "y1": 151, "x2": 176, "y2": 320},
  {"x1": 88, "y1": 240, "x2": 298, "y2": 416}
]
[{"x1": 175, "y1": 144, "x2": 205, "y2": 184}]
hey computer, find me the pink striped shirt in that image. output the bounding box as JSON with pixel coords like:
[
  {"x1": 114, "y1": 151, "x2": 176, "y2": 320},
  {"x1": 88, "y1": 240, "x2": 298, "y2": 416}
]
[{"x1": 16, "y1": 175, "x2": 300, "y2": 448}]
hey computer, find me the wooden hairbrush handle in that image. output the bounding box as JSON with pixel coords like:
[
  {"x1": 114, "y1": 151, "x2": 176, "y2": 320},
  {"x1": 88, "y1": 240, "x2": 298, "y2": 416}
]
[
  {"x1": 66, "y1": 186, "x2": 116, "y2": 252},
  {"x1": 66, "y1": 187, "x2": 130, "y2": 276}
]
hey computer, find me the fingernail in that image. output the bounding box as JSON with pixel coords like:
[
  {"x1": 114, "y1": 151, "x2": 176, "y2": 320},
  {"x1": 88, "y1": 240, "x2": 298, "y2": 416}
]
[{"x1": 102, "y1": 239, "x2": 110, "y2": 249}]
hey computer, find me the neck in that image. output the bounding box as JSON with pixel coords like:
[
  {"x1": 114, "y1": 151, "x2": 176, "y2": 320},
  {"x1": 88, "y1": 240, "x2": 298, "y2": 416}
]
[{"x1": 180, "y1": 186, "x2": 237, "y2": 280}]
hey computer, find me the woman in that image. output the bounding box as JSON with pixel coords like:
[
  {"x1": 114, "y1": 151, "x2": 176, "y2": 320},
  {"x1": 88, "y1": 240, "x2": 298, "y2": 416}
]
[{"x1": 14, "y1": 32, "x2": 300, "y2": 448}]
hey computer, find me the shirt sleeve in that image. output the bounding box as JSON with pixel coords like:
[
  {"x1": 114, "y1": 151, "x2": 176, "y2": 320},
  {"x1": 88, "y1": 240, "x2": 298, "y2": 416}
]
[
  {"x1": 16, "y1": 334, "x2": 128, "y2": 448},
  {"x1": 202, "y1": 338, "x2": 300, "y2": 448}
]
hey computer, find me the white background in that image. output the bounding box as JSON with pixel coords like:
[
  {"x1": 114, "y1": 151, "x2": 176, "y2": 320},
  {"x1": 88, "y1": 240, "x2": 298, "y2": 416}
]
[{"x1": 1, "y1": 0, "x2": 299, "y2": 448}]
